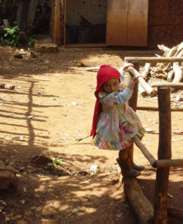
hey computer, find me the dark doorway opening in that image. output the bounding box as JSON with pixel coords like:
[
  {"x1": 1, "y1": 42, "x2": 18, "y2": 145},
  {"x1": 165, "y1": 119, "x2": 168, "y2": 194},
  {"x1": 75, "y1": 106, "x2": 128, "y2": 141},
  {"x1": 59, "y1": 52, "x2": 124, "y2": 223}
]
[{"x1": 65, "y1": 0, "x2": 107, "y2": 44}]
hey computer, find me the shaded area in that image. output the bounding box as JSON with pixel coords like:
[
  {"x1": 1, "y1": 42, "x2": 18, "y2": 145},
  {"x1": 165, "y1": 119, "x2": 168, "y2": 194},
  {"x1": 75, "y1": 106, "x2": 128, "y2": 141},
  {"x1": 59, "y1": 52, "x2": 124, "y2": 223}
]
[
  {"x1": 0, "y1": 148, "x2": 135, "y2": 224},
  {"x1": 139, "y1": 167, "x2": 183, "y2": 224},
  {"x1": 0, "y1": 46, "x2": 157, "y2": 78}
]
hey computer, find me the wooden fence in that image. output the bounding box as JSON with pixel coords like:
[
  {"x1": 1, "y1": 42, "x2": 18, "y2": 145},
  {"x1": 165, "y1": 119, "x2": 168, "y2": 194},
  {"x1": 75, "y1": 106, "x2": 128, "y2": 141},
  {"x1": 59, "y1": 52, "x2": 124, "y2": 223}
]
[{"x1": 118, "y1": 57, "x2": 183, "y2": 224}]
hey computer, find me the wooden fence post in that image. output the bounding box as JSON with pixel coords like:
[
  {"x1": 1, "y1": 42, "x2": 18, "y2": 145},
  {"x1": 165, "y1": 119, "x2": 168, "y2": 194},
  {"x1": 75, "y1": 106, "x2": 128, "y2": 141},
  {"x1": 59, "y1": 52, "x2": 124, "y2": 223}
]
[
  {"x1": 154, "y1": 87, "x2": 172, "y2": 224},
  {"x1": 128, "y1": 63, "x2": 139, "y2": 168},
  {"x1": 128, "y1": 63, "x2": 139, "y2": 110}
]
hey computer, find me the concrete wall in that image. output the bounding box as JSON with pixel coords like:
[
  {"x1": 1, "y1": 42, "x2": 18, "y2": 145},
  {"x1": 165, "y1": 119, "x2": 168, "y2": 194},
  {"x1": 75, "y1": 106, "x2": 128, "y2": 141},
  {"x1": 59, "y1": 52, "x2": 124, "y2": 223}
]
[{"x1": 149, "y1": 0, "x2": 183, "y2": 48}]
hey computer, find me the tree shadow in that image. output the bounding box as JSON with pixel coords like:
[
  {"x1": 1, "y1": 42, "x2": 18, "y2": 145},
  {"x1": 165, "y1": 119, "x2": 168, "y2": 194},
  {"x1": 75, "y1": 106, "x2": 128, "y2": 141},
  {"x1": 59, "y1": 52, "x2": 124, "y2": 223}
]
[{"x1": 0, "y1": 151, "x2": 136, "y2": 224}]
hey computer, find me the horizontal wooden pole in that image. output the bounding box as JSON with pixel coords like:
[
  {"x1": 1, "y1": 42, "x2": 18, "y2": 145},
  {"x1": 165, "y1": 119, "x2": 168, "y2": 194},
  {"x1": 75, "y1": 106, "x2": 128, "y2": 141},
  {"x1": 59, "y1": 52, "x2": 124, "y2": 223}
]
[
  {"x1": 152, "y1": 83, "x2": 183, "y2": 88},
  {"x1": 133, "y1": 136, "x2": 156, "y2": 167},
  {"x1": 125, "y1": 57, "x2": 183, "y2": 63},
  {"x1": 137, "y1": 106, "x2": 183, "y2": 112},
  {"x1": 154, "y1": 159, "x2": 183, "y2": 168}
]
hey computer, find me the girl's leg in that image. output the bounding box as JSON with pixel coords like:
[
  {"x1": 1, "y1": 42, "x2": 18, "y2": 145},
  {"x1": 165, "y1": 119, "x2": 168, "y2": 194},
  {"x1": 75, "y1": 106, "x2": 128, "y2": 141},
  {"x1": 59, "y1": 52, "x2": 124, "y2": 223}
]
[{"x1": 117, "y1": 149, "x2": 140, "y2": 177}]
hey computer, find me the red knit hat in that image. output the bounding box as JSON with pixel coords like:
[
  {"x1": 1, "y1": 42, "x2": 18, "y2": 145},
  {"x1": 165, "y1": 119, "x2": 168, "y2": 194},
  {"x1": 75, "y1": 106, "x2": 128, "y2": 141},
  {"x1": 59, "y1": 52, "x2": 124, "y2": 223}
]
[{"x1": 90, "y1": 65, "x2": 120, "y2": 137}]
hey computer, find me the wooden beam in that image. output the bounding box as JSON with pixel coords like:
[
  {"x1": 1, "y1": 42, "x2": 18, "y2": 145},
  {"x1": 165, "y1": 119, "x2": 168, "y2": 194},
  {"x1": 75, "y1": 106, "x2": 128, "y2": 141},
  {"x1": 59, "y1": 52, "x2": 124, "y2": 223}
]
[
  {"x1": 133, "y1": 136, "x2": 156, "y2": 167},
  {"x1": 51, "y1": 0, "x2": 62, "y2": 45},
  {"x1": 155, "y1": 159, "x2": 183, "y2": 168},
  {"x1": 137, "y1": 106, "x2": 183, "y2": 112},
  {"x1": 128, "y1": 65, "x2": 138, "y2": 176},
  {"x1": 125, "y1": 57, "x2": 183, "y2": 64},
  {"x1": 154, "y1": 87, "x2": 171, "y2": 224},
  {"x1": 152, "y1": 83, "x2": 183, "y2": 88}
]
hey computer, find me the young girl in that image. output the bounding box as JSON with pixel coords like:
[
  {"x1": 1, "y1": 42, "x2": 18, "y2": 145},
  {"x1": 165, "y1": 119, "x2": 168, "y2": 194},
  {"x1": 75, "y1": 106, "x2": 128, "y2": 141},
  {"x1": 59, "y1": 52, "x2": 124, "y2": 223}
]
[{"x1": 90, "y1": 64, "x2": 145, "y2": 177}]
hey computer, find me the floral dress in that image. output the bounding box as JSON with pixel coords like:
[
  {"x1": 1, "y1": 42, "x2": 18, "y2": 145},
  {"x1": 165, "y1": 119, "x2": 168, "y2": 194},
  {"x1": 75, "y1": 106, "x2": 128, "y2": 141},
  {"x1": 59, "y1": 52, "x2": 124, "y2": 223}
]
[{"x1": 94, "y1": 88, "x2": 145, "y2": 150}]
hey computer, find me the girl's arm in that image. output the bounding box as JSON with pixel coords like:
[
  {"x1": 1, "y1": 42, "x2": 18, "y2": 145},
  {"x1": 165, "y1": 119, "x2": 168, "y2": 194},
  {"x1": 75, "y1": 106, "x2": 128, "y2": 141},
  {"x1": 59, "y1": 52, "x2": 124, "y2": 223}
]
[
  {"x1": 114, "y1": 88, "x2": 133, "y2": 104},
  {"x1": 100, "y1": 87, "x2": 133, "y2": 106}
]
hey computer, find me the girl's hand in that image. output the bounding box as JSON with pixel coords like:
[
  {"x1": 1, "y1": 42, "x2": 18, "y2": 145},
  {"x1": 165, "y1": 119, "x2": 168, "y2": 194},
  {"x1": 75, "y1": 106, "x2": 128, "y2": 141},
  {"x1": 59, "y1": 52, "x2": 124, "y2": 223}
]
[{"x1": 121, "y1": 62, "x2": 134, "y2": 71}]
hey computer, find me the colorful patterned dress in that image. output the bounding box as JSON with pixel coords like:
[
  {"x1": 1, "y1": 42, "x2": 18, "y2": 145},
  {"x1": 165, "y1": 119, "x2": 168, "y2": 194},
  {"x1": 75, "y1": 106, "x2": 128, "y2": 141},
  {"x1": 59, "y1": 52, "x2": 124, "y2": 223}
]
[{"x1": 94, "y1": 88, "x2": 145, "y2": 150}]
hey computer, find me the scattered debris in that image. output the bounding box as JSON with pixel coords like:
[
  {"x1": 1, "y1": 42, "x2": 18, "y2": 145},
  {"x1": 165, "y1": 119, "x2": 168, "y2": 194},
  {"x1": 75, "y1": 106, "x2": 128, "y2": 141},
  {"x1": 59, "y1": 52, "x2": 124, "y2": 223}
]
[
  {"x1": 89, "y1": 164, "x2": 99, "y2": 175},
  {"x1": 141, "y1": 42, "x2": 183, "y2": 83},
  {"x1": 13, "y1": 49, "x2": 37, "y2": 60},
  {"x1": 0, "y1": 83, "x2": 15, "y2": 90}
]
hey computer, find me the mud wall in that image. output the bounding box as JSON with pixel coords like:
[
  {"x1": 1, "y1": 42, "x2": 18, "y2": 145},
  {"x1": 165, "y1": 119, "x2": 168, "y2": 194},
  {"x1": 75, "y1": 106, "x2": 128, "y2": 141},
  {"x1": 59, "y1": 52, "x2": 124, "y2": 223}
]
[{"x1": 149, "y1": 0, "x2": 183, "y2": 48}]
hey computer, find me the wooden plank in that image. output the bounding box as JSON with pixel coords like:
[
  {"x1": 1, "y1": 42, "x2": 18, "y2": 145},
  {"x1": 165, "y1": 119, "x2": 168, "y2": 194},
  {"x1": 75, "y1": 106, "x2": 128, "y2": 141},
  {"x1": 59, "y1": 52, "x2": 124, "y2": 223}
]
[
  {"x1": 137, "y1": 106, "x2": 183, "y2": 112},
  {"x1": 125, "y1": 57, "x2": 183, "y2": 64},
  {"x1": 51, "y1": 0, "x2": 62, "y2": 45},
  {"x1": 127, "y1": 0, "x2": 148, "y2": 46},
  {"x1": 155, "y1": 159, "x2": 183, "y2": 168},
  {"x1": 152, "y1": 83, "x2": 183, "y2": 88},
  {"x1": 154, "y1": 87, "x2": 171, "y2": 224},
  {"x1": 64, "y1": 43, "x2": 107, "y2": 48},
  {"x1": 106, "y1": 0, "x2": 128, "y2": 45}
]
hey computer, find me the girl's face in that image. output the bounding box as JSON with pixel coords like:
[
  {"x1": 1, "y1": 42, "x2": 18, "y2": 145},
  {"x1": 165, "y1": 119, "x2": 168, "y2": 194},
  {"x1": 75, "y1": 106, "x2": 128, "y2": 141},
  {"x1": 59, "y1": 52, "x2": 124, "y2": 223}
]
[{"x1": 103, "y1": 78, "x2": 120, "y2": 93}]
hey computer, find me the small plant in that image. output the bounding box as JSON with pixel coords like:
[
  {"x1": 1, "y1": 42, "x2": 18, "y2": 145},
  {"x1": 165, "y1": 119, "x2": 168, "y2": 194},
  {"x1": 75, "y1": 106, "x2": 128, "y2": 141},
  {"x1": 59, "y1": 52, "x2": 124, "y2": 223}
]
[
  {"x1": 51, "y1": 157, "x2": 64, "y2": 167},
  {"x1": 1, "y1": 25, "x2": 20, "y2": 46},
  {"x1": 0, "y1": 25, "x2": 35, "y2": 47}
]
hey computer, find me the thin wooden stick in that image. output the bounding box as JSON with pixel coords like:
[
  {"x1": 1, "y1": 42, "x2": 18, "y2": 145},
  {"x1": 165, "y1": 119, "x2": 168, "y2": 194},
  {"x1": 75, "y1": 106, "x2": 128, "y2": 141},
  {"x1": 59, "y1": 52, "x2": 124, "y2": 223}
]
[
  {"x1": 152, "y1": 83, "x2": 183, "y2": 88},
  {"x1": 125, "y1": 57, "x2": 183, "y2": 64},
  {"x1": 137, "y1": 106, "x2": 183, "y2": 112},
  {"x1": 133, "y1": 136, "x2": 156, "y2": 167}
]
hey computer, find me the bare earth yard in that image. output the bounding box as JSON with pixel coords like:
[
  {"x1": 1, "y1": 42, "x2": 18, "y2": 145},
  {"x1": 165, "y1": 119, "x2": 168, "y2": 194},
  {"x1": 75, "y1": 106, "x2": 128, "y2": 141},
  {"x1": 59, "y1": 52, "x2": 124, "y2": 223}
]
[{"x1": 0, "y1": 46, "x2": 183, "y2": 224}]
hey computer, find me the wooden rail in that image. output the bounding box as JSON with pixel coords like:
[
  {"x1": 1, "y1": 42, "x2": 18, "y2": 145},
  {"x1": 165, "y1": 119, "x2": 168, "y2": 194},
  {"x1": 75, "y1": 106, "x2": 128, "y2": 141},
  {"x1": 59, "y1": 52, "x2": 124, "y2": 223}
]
[
  {"x1": 152, "y1": 83, "x2": 183, "y2": 88},
  {"x1": 120, "y1": 57, "x2": 183, "y2": 224},
  {"x1": 125, "y1": 57, "x2": 183, "y2": 63},
  {"x1": 137, "y1": 106, "x2": 183, "y2": 112},
  {"x1": 155, "y1": 159, "x2": 183, "y2": 168}
]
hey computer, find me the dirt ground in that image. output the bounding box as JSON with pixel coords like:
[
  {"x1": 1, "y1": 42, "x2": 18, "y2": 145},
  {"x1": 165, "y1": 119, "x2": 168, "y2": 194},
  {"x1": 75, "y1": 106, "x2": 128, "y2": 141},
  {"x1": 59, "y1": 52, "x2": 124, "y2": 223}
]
[{"x1": 0, "y1": 46, "x2": 183, "y2": 224}]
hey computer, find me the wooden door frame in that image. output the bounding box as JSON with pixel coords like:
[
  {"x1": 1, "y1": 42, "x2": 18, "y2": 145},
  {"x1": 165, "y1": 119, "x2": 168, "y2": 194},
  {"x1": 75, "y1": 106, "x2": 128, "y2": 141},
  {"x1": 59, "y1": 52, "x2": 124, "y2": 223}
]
[{"x1": 52, "y1": 0, "x2": 149, "y2": 47}]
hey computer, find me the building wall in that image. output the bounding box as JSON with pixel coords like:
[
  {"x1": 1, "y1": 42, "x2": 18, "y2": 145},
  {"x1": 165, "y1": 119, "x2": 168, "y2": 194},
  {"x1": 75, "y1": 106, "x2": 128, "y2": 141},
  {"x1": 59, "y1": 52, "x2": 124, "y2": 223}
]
[{"x1": 149, "y1": 0, "x2": 183, "y2": 48}]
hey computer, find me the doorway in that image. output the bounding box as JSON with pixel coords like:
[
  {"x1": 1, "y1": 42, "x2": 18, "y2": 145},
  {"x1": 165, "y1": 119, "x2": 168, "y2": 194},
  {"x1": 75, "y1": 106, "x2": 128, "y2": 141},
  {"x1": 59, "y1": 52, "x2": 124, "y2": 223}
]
[{"x1": 65, "y1": 0, "x2": 107, "y2": 44}]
